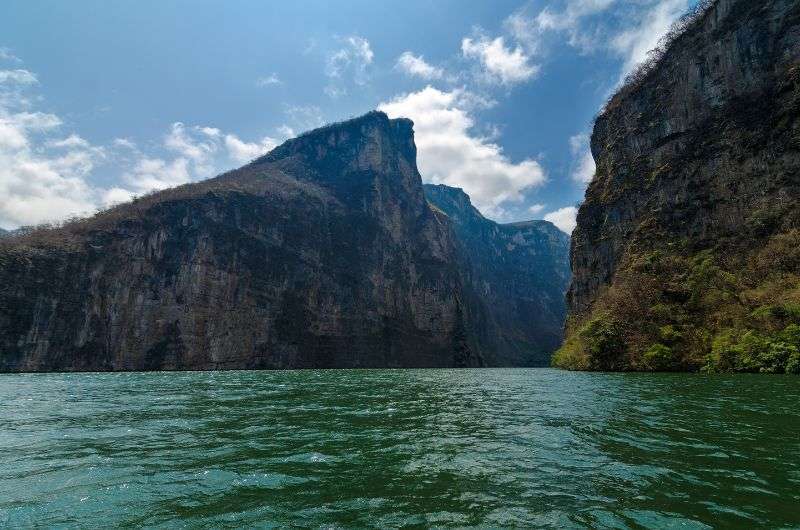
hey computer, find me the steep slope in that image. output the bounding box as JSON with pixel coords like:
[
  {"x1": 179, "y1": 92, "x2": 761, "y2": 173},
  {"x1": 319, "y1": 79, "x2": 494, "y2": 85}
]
[
  {"x1": 424, "y1": 184, "x2": 570, "y2": 366},
  {"x1": 557, "y1": 0, "x2": 800, "y2": 372},
  {"x1": 0, "y1": 112, "x2": 487, "y2": 371}
]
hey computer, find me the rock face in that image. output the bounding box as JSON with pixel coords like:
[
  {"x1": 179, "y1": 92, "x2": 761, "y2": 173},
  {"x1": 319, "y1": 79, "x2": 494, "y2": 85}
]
[
  {"x1": 424, "y1": 185, "x2": 570, "y2": 366},
  {"x1": 0, "y1": 111, "x2": 568, "y2": 372},
  {"x1": 557, "y1": 0, "x2": 800, "y2": 372}
]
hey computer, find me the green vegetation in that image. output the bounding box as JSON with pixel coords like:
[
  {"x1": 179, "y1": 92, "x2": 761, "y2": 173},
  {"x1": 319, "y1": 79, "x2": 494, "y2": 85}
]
[{"x1": 554, "y1": 230, "x2": 800, "y2": 373}]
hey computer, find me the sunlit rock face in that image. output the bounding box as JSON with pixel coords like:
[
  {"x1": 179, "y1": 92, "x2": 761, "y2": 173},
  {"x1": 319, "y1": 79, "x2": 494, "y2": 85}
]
[
  {"x1": 560, "y1": 0, "x2": 800, "y2": 371},
  {"x1": 0, "y1": 111, "x2": 568, "y2": 371}
]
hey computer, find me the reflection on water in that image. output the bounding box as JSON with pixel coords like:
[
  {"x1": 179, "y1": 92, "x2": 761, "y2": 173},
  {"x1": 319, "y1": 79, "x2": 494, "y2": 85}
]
[{"x1": 0, "y1": 369, "x2": 798, "y2": 527}]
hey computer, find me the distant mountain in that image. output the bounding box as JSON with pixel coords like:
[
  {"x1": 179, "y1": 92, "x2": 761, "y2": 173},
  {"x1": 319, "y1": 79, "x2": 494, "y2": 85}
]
[
  {"x1": 0, "y1": 228, "x2": 28, "y2": 239},
  {"x1": 424, "y1": 184, "x2": 570, "y2": 366},
  {"x1": 0, "y1": 111, "x2": 569, "y2": 372},
  {"x1": 556, "y1": 0, "x2": 800, "y2": 373}
]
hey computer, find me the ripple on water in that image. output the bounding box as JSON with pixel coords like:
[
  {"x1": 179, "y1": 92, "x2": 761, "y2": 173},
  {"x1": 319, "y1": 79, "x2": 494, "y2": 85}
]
[{"x1": 0, "y1": 369, "x2": 798, "y2": 528}]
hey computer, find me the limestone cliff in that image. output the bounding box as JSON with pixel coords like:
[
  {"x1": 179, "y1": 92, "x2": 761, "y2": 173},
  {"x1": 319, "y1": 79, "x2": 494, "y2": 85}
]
[
  {"x1": 424, "y1": 184, "x2": 570, "y2": 366},
  {"x1": 557, "y1": 0, "x2": 800, "y2": 373},
  {"x1": 0, "y1": 111, "x2": 567, "y2": 371}
]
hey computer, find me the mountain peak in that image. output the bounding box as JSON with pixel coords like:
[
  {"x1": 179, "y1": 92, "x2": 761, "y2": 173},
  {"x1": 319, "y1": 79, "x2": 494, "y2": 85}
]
[
  {"x1": 252, "y1": 111, "x2": 416, "y2": 168},
  {"x1": 423, "y1": 184, "x2": 485, "y2": 226}
]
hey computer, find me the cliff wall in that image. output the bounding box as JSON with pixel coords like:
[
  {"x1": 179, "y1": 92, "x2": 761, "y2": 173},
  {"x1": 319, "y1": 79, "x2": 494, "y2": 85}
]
[{"x1": 558, "y1": 0, "x2": 800, "y2": 372}]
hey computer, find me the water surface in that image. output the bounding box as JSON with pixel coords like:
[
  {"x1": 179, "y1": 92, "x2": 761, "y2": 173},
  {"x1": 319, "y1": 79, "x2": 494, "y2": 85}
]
[{"x1": 1, "y1": 369, "x2": 798, "y2": 528}]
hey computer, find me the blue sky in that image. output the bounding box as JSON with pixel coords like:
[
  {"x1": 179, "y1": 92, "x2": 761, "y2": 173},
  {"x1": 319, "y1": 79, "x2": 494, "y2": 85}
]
[{"x1": 0, "y1": 0, "x2": 697, "y2": 232}]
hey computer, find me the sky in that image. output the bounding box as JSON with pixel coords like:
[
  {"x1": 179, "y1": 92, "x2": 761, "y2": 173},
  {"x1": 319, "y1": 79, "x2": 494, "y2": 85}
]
[{"x1": 0, "y1": 0, "x2": 698, "y2": 233}]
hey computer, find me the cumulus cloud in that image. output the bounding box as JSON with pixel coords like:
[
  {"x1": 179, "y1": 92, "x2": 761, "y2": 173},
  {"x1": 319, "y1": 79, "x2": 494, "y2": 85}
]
[
  {"x1": 461, "y1": 35, "x2": 539, "y2": 85},
  {"x1": 0, "y1": 62, "x2": 291, "y2": 228},
  {"x1": 113, "y1": 137, "x2": 136, "y2": 150},
  {"x1": 163, "y1": 122, "x2": 218, "y2": 176},
  {"x1": 544, "y1": 206, "x2": 578, "y2": 233},
  {"x1": 0, "y1": 69, "x2": 38, "y2": 85},
  {"x1": 528, "y1": 203, "x2": 546, "y2": 216},
  {"x1": 0, "y1": 113, "x2": 101, "y2": 227},
  {"x1": 11, "y1": 111, "x2": 61, "y2": 131},
  {"x1": 119, "y1": 123, "x2": 279, "y2": 193},
  {"x1": 0, "y1": 69, "x2": 109, "y2": 228},
  {"x1": 119, "y1": 157, "x2": 191, "y2": 195},
  {"x1": 224, "y1": 134, "x2": 278, "y2": 164},
  {"x1": 569, "y1": 133, "x2": 595, "y2": 184},
  {"x1": 395, "y1": 52, "x2": 445, "y2": 80},
  {"x1": 47, "y1": 134, "x2": 91, "y2": 149},
  {"x1": 379, "y1": 86, "x2": 545, "y2": 218},
  {"x1": 325, "y1": 35, "x2": 374, "y2": 97}
]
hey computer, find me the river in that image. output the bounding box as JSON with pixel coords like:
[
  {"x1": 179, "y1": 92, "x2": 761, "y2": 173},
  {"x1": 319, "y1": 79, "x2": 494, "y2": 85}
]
[{"x1": 1, "y1": 369, "x2": 798, "y2": 528}]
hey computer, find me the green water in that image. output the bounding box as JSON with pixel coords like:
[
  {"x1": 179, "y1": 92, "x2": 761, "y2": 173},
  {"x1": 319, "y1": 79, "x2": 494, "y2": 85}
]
[{"x1": 0, "y1": 369, "x2": 798, "y2": 528}]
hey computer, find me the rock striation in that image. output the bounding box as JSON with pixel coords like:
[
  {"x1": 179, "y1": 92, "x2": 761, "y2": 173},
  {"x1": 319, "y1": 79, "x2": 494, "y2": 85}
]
[
  {"x1": 557, "y1": 0, "x2": 800, "y2": 372},
  {"x1": 0, "y1": 111, "x2": 568, "y2": 371}
]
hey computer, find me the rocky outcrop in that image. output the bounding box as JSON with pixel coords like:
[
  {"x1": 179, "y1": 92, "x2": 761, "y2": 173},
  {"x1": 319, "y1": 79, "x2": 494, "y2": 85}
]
[
  {"x1": 0, "y1": 111, "x2": 568, "y2": 372},
  {"x1": 424, "y1": 185, "x2": 570, "y2": 366},
  {"x1": 557, "y1": 0, "x2": 800, "y2": 372}
]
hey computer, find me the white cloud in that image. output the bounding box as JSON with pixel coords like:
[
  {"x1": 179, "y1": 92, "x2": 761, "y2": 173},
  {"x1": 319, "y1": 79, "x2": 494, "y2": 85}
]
[
  {"x1": 113, "y1": 137, "x2": 137, "y2": 150},
  {"x1": 47, "y1": 134, "x2": 91, "y2": 149},
  {"x1": 198, "y1": 126, "x2": 221, "y2": 138},
  {"x1": 569, "y1": 133, "x2": 595, "y2": 184},
  {"x1": 611, "y1": 0, "x2": 690, "y2": 78},
  {"x1": 544, "y1": 206, "x2": 578, "y2": 233},
  {"x1": 101, "y1": 186, "x2": 136, "y2": 207},
  {"x1": 11, "y1": 111, "x2": 61, "y2": 131},
  {"x1": 0, "y1": 48, "x2": 22, "y2": 63},
  {"x1": 0, "y1": 112, "x2": 100, "y2": 228},
  {"x1": 346, "y1": 36, "x2": 374, "y2": 67},
  {"x1": 505, "y1": 0, "x2": 692, "y2": 82},
  {"x1": 505, "y1": 0, "x2": 618, "y2": 56},
  {"x1": 528, "y1": 203, "x2": 546, "y2": 215},
  {"x1": 0, "y1": 119, "x2": 28, "y2": 150},
  {"x1": 120, "y1": 157, "x2": 192, "y2": 194},
  {"x1": 325, "y1": 35, "x2": 374, "y2": 96},
  {"x1": 395, "y1": 52, "x2": 444, "y2": 80},
  {"x1": 120, "y1": 123, "x2": 279, "y2": 193},
  {"x1": 379, "y1": 86, "x2": 545, "y2": 219},
  {"x1": 256, "y1": 73, "x2": 281, "y2": 87},
  {"x1": 276, "y1": 124, "x2": 295, "y2": 139},
  {"x1": 461, "y1": 35, "x2": 539, "y2": 85},
  {"x1": 0, "y1": 73, "x2": 109, "y2": 228},
  {"x1": 165, "y1": 122, "x2": 214, "y2": 161},
  {"x1": 224, "y1": 134, "x2": 277, "y2": 164},
  {"x1": 0, "y1": 61, "x2": 292, "y2": 229},
  {"x1": 0, "y1": 69, "x2": 38, "y2": 85}
]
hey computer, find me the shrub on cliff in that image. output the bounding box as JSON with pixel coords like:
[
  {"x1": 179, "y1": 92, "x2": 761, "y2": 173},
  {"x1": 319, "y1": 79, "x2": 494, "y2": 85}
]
[
  {"x1": 553, "y1": 314, "x2": 626, "y2": 371},
  {"x1": 555, "y1": 237, "x2": 800, "y2": 374}
]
